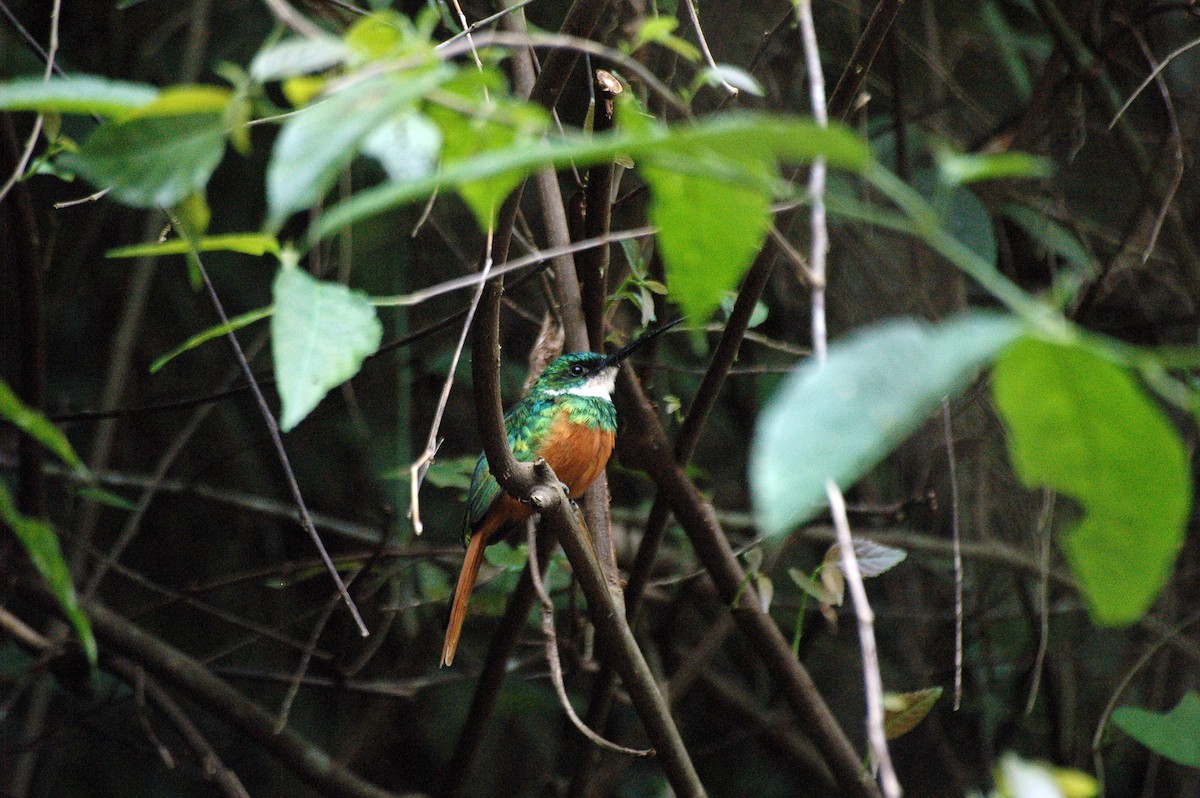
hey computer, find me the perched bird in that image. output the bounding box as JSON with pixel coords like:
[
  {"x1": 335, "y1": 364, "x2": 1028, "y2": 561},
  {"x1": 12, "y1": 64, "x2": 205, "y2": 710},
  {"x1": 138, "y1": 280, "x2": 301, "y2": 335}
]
[{"x1": 441, "y1": 320, "x2": 680, "y2": 666}]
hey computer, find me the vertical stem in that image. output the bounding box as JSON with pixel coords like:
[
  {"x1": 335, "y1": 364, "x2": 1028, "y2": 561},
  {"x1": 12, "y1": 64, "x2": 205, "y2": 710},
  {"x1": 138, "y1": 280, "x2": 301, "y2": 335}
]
[
  {"x1": 796, "y1": 0, "x2": 829, "y2": 364},
  {"x1": 826, "y1": 482, "x2": 901, "y2": 798}
]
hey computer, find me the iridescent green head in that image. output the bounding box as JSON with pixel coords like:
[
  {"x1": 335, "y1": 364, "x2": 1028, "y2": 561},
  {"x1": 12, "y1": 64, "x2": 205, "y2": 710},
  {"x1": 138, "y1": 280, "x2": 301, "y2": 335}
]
[
  {"x1": 530, "y1": 318, "x2": 684, "y2": 400},
  {"x1": 533, "y1": 351, "x2": 619, "y2": 399}
]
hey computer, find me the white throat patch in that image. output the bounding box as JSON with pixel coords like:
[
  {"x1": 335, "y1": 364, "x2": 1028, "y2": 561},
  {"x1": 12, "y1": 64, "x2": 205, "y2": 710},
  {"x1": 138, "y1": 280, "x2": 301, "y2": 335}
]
[{"x1": 545, "y1": 367, "x2": 617, "y2": 399}]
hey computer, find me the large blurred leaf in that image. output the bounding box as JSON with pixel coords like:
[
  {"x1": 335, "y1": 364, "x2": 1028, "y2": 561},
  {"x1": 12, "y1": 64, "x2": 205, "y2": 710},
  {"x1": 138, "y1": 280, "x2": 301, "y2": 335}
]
[
  {"x1": 362, "y1": 112, "x2": 442, "y2": 183},
  {"x1": 750, "y1": 313, "x2": 1020, "y2": 536},
  {"x1": 992, "y1": 337, "x2": 1190, "y2": 625},
  {"x1": 59, "y1": 111, "x2": 227, "y2": 207},
  {"x1": 1113, "y1": 692, "x2": 1200, "y2": 767},
  {"x1": 426, "y1": 70, "x2": 549, "y2": 227},
  {"x1": 0, "y1": 75, "x2": 158, "y2": 117},
  {"x1": 314, "y1": 113, "x2": 870, "y2": 242},
  {"x1": 0, "y1": 380, "x2": 85, "y2": 472},
  {"x1": 250, "y1": 36, "x2": 351, "y2": 81},
  {"x1": 272, "y1": 267, "x2": 382, "y2": 432},
  {"x1": 0, "y1": 485, "x2": 96, "y2": 665},
  {"x1": 265, "y1": 68, "x2": 451, "y2": 227},
  {"x1": 642, "y1": 152, "x2": 772, "y2": 323}
]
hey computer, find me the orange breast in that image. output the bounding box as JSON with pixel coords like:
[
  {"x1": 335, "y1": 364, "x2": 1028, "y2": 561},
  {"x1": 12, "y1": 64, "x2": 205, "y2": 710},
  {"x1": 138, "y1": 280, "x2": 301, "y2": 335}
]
[{"x1": 537, "y1": 413, "x2": 616, "y2": 497}]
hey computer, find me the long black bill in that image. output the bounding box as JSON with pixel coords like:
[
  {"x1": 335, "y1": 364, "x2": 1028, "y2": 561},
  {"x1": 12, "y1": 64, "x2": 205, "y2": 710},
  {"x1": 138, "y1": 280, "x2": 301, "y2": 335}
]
[{"x1": 594, "y1": 317, "x2": 685, "y2": 372}]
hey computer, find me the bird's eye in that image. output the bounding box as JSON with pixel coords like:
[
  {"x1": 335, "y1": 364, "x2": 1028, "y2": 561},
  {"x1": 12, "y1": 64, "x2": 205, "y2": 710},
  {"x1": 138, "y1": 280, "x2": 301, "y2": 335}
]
[{"x1": 569, "y1": 364, "x2": 586, "y2": 376}]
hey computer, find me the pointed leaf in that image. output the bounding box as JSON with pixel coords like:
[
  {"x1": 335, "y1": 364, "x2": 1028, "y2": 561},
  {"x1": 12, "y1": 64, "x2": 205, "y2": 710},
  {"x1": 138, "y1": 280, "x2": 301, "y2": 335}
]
[
  {"x1": 59, "y1": 112, "x2": 227, "y2": 207},
  {"x1": 751, "y1": 313, "x2": 1021, "y2": 536},
  {"x1": 272, "y1": 268, "x2": 382, "y2": 432},
  {"x1": 107, "y1": 232, "x2": 281, "y2": 259},
  {"x1": 846, "y1": 537, "x2": 908, "y2": 577},
  {"x1": 0, "y1": 380, "x2": 85, "y2": 471},
  {"x1": 938, "y1": 150, "x2": 1053, "y2": 185},
  {"x1": 0, "y1": 485, "x2": 97, "y2": 665},
  {"x1": 788, "y1": 567, "x2": 839, "y2": 605},
  {"x1": 250, "y1": 36, "x2": 351, "y2": 81},
  {"x1": 883, "y1": 687, "x2": 942, "y2": 739},
  {"x1": 1113, "y1": 693, "x2": 1200, "y2": 768},
  {"x1": 152, "y1": 306, "x2": 274, "y2": 373},
  {"x1": 313, "y1": 113, "x2": 869, "y2": 243},
  {"x1": 0, "y1": 75, "x2": 158, "y2": 117},
  {"x1": 266, "y1": 68, "x2": 451, "y2": 226},
  {"x1": 643, "y1": 153, "x2": 772, "y2": 323},
  {"x1": 993, "y1": 337, "x2": 1191, "y2": 626}
]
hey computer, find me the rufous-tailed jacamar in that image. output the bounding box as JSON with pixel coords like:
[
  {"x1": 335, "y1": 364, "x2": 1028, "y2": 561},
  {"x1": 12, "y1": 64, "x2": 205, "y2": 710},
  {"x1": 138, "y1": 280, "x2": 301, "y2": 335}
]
[{"x1": 441, "y1": 320, "x2": 680, "y2": 666}]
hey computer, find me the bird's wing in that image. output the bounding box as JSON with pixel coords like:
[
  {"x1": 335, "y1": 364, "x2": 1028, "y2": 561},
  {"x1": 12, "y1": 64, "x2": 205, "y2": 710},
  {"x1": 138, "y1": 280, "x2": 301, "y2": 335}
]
[{"x1": 461, "y1": 397, "x2": 558, "y2": 544}]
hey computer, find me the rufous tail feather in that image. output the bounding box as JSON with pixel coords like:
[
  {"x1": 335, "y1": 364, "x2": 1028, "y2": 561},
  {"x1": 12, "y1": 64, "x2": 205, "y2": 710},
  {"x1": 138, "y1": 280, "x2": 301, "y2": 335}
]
[{"x1": 441, "y1": 514, "x2": 501, "y2": 667}]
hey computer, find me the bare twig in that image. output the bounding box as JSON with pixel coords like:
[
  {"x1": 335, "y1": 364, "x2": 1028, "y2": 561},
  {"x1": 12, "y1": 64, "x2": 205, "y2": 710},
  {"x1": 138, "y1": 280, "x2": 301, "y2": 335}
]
[
  {"x1": 681, "y1": 0, "x2": 738, "y2": 95},
  {"x1": 1108, "y1": 34, "x2": 1200, "y2": 130},
  {"x1": 260, "y1": 0, "x2": 327, "y2": 39},
  {"x1": 795, "y1": 0, "x2": 829, "y2": 363},
  {"x1": 526, "y1": 524, "x2": 653, "y2": 757},
  {"x1": 0, "y1": 0, "x2": 59, "y2": 204},
  {"x1": 445, "y1": 0, "x2": 489, "y2": 99},
  {"x1": 79, "y1": 599, "x2": 405, "y2": 798},
  {"x1": 826, "y1": 481, "x2": 901, "y2": 798},
  {"x1": 941, "y1": 399, "x2": 964, "y2": 711},
  {"x1": 827, "y1": 0, "x2": 908, "y2": 120},
  {"x1": 408, "y1": 225, "x2": 494, "y2": 534},
  {"x1": 111, "y1": 658, "x2": 252, "y2": 798},
  {"x1": 275, "y1": 589, "x2": 342, "y2": 733},
  {"x1": 1024, "y1": 490, "x2": 1055, "y2": 716},
  {"x1": 182, "y1": 228, "x2": 369, "y2": 637},
  {"x1": 371, "y1": 226, "x2": 654, "y2": 308},
  {"x1": 1125, "y1": 25, "x2": 1186, "y2": 263},
  {"x1": 616, "y1": 374, "x2": 881, "y2": 798}
]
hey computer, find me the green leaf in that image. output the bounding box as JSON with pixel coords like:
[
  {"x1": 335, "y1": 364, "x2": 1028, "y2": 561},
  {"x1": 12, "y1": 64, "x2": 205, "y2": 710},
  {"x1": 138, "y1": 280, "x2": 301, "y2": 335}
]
[
  {"x1": 361, "y1": 111, "x2": 442, "y2": 183},
  {"x1": 937, "y1": 150, "x2": 1054, "y2": 185},
  {"x1": 152, "y1": 305, "x2": 274, "y2": 373},
  {"x1": 1113, "y1": 692, "x2": 1200, "y2": 767},
  {"x1": 250, "y1": 36, "x2": 351, "y2": 81},
  {"x1": 628, "y1": 16, "x2": 700, "y2": 61},
  {"x1": 0, "y1": 380, "x2": 85, "y2": 472},
  {"x1": 272, "y1": 267, "x2": 383, "y2": 432},
  {"x1": 106, "y1": 232, "x2": 281, "y2": 259},
  {"x1": 642, "y1": 152, "x2": 772, "y2": 323},
  {"x1": 427, "y1": 71, "x2": 550, "y2": 226},
  {"x1": 992, "y1": 337, "x2": 1191, "y2": 625},
  {"x1": 750, "y1": 313, "x2": 1021, "y2": 536},
  {"x1": 59, "y1": 112, "x2": 227, "y2": 208},
  {"x1": 0, "y1": 75, "x2": 158, "y2": 117},
  {"x1": 697, "y1": 65, "x2": 765, "y2": 96},
  {"x1": 76, "y1": 487, "x2": 137, "y2": 511},
  {"x1": 0, "y1": 484, "x2": 97, "y2": 665},
  {"x1": 912, "y1": 169, "x2": 997, "y2": 267},
  {"x1": 313, "y1": 113, "x2": 868, "y2": 243},
  {"x1": 419, "y1": 455, "x2": 481, "y2": 490},
  {"x1": 125, "y1": 85, "x2": 231, "y2": 117},
  {"x1": 266, "y1": 68, "x2": 451, "y2": 227}
]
